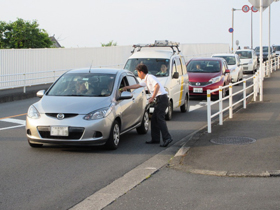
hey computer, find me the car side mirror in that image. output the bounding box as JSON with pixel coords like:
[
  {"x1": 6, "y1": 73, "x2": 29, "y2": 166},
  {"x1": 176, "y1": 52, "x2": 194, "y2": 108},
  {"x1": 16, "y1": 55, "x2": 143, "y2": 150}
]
[
  {"x1": 119, "y1": 91, "x2": 133, "y2": 100},
  {"x1": 36, "y1": 90, "x2": 45, "y2": 98},
  {"x1": 225, "y1": 69, "x2": 231, "y2": 74},
  {"x1": 172, "y1": 72, "x2": 179, "y2": 79}
]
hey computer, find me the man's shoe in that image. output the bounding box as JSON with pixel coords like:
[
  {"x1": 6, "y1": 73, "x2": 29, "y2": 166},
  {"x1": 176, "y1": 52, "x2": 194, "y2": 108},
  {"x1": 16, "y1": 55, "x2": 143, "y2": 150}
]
[
  {"x1": 160, "y1": 139, "x2": 173, "y2": 147},
  {"x1": 146, "y1": 140, "x2": 160, "y2": 144}
]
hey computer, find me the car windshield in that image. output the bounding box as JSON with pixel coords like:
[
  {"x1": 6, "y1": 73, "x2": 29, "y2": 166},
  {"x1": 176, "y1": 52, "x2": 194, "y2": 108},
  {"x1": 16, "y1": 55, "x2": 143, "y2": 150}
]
[
  {"x1": 274, "y1": 46, "x2": 280, "y2": 51},
  {"x1": 236, "y1": 51, "x2": 252, "y2": 59},
  {"x1": 47, "y1": 73, "x2": 116, "y2": 97},
  {"x1": 213, "y1": 56, "x2": 236, "y2": 65},
  {"x1": 124, "y1": 58, "x2": 170, "y2": 77},
  {"x1": 255, "y1": 47, "x2": 270, "y2": 52},
  {"x1": 187, "y1": 60, "x2": 220, "y2": 73}
]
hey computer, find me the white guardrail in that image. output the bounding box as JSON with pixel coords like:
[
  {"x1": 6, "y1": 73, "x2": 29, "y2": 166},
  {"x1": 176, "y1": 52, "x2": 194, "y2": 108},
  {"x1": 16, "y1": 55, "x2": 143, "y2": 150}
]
[{"x1": 207, "y1": 56, "x2": 280, "y2": 133}]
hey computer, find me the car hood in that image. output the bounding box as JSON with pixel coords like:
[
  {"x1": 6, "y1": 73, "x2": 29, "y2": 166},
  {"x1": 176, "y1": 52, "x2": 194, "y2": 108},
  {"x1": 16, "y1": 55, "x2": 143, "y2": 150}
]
[
  {"x1": 228, "y1": 65, "x2": 237, "y2": 70},
  {"x1": 33, "y1": 96, "x2": 112, "y2": 114},
  {"x1": 188, "y1": 72, "x2": 221, "y2": 82}
]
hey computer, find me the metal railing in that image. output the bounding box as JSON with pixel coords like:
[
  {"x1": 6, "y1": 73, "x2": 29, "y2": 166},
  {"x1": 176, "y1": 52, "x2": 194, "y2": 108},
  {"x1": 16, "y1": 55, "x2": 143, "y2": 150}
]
[
  {"x1": 207, "y1": 56, "x2": 279, "y2": 133},
  {"x1": 0, "y1": 64, "x2": 124, "y2": 93}
]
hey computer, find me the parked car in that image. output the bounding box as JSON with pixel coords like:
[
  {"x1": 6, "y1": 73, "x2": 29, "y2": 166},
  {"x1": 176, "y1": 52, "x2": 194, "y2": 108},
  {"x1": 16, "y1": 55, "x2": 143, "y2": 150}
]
[
  {"x1": 235, "y1": 49, "x2": 258, "y2": 73},
  {"x1": 26, "y1": 68, "x2": 150, "y2": 150},
  {"x1": 124, "y1": 40, "x2": 189, "y2": 120},
  {"x1": 273, "y1": 45, "x2": 280, "y2": 57},
  {"x1": 254, "y1": 46, "x2": 276, "y2": 63},
  {"x1": 212, "y1": 53, "x2": 243, "y2": 83},
  {"x1": 186, "y1": 57, "x2": 231, "y2": 99}
]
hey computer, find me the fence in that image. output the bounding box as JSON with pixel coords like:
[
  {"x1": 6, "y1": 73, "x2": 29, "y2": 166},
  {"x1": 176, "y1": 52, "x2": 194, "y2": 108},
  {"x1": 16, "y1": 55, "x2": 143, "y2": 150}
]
[
  {"x1": 0, "y1": 43, "x2": 229, "y2": 91},
  {"x1": 207, "y1": 56, "x2": 279, "y2": 133}
]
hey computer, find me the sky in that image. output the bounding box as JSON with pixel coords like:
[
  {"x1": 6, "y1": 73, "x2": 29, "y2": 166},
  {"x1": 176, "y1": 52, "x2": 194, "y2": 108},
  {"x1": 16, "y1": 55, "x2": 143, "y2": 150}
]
[{"x1": 2, "y1": 0, "x2": 280, "y2": 50}]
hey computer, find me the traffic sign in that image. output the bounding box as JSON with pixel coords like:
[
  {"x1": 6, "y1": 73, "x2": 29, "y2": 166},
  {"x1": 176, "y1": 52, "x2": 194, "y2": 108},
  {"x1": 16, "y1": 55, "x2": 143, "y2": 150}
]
[
  {"x1": 251, "y1": 6, "x2": 258, "y2": 12},
  {"x1": 228, "y1": 28, "x2": 234, "y2": 33},
  {"x1": 242, "y1": 5, "x2": 250, "y2": 13}
]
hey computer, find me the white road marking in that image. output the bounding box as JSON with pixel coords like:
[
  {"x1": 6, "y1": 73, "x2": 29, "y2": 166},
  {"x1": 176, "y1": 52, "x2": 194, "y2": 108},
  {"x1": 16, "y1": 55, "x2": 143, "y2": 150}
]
[{"x1": 0, "y1": 118, "x2": 26, "y2": 131}]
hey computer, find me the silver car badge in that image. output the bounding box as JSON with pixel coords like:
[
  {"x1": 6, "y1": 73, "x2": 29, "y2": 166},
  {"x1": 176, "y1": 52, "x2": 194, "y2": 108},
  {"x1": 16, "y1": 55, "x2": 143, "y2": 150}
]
[
  {"x1": 57, "y1": 113, "x2": 65, "y2": 120},
  {"x1": 196, "y1": 82, "x2": 200, "y2": 86}
]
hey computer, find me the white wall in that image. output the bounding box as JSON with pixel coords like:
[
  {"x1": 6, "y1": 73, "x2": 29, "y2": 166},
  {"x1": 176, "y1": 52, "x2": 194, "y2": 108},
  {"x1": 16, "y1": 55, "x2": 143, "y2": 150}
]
[{"x1": 0, "y1": 43, "x2": 229, "y2": 90}]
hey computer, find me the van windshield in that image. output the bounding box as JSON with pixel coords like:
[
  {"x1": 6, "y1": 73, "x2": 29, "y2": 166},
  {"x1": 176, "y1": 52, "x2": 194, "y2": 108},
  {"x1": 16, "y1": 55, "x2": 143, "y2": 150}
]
[
  {"x1": 235, "y1": 51, "x2": 252, "y2": 59},
  {"x1": 124, "y1": 58, "x2": 170, "y2": 77}
]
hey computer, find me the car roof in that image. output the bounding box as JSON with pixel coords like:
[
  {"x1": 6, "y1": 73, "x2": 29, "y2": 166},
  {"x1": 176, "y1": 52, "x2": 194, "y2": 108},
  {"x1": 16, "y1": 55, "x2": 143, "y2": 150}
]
[
  {"x1": 189, "y1": 57, "x2": 224, "y2": 62},
  {"x1": 235, "y1": 49, "x2": 254, "y2": 52},
  {"x1": 66, "y1": 68, "x2": 129, "y2": 75},
  {"x1": 129, "y1": 49, "x2": 178, "y2": 59},
  {"x1": 212, "y1": 53, "x2": 237, "y2": 57}
]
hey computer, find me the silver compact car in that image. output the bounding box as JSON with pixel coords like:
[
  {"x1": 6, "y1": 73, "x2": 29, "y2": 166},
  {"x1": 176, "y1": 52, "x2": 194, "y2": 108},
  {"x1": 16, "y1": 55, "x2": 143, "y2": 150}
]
[{"x1": 26, "y1": 68, "x2": 149, "y2": 150}]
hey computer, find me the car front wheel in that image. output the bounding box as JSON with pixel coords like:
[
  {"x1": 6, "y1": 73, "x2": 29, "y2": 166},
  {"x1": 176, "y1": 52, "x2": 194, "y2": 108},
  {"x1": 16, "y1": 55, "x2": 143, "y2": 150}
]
[
  {"x1": 105, "y1": 120, "x2": 120, "y2": 150},
  {"x1": 136, "y1": 111, "x2": 149, "y2": 134},
  {"x1": 180, "y1": 95, "x2": 189, "y2": 113}
]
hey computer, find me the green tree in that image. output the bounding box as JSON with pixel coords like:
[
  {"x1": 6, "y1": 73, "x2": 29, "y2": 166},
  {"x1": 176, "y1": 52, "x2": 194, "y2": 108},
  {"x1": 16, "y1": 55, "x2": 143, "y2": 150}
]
[
  {"x1": 101, "y1": 40, "x2": 117, "y2": 47},
  {"x1": 0, "y1": 18, "x2": 53, "y2": 49}
]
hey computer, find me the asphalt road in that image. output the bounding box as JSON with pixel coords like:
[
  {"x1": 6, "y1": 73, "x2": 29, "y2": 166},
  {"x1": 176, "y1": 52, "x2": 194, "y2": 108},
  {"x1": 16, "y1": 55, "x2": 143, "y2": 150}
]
[{"x1": 0, "y1": 78, "x2": 251, "y2": 210}]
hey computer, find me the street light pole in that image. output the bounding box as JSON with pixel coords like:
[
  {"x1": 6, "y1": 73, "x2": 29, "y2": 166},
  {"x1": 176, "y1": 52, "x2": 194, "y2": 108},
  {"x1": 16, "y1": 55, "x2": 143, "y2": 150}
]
[{"x1": 231, "y1": 8, "x2": 242, "y2": 52}]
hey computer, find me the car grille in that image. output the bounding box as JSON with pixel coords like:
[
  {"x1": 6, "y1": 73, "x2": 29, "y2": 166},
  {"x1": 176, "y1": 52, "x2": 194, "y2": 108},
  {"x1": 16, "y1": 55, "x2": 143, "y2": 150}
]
[
  {"x1": 45, "y1": 113, "x2": 79, "y2": 119},
  {"x1": 37, "y1": 126, "x2": 84, "y2": 139},
  {"x1": 189, "y1": 82, "x2": 211, "y2": 86}
]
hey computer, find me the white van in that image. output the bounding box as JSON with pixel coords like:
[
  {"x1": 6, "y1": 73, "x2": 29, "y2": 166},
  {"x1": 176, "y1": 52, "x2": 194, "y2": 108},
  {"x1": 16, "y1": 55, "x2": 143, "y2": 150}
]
[{"x1": 124, "y1": 40, "x2": 189, "y2": 120}]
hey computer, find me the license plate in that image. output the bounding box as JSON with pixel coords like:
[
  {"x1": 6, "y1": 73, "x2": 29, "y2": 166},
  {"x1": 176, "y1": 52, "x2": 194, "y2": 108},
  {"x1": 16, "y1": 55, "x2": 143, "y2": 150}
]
[
  {"x1": 243, "y1": 67, "x2": 248, "y2": 70},
  {"x1": 51, "y1": 126, "x2": 68, "y2": 136},
  {"x1": 193, "y1": 88, "x2": 203, "y2": 93}
]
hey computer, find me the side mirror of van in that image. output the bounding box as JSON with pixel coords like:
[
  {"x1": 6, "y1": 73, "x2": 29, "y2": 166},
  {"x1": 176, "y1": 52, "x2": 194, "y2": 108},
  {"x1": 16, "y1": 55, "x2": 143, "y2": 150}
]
[{"x1": 172, "y1": 72, "x2": 179, "y2": 79}]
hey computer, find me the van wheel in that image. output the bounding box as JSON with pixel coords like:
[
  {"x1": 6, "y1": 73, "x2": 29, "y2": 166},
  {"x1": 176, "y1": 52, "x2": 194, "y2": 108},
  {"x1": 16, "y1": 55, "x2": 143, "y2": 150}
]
[
  {"x1": 180, "y1": 95, "x2": 189, "y2": 113},
  {"x1": 105, "y1": 120, "x2": 120, "y2": 150},
  {"x1": 165, "y1": 101, "x2": 173, "y2": 121},
  {"x1": 136, "y1": 111, "x2": 149, "y2": 134}
]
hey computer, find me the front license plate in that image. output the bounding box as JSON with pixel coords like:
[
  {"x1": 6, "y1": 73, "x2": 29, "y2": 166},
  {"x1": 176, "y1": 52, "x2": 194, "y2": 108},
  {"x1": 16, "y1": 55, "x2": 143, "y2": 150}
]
[
  {"x1": 51, "y1": 126, "x2": 68, "y2": 136},
  {"x1": 193, "y1": 88, "x2": 203, "y2": 93}
]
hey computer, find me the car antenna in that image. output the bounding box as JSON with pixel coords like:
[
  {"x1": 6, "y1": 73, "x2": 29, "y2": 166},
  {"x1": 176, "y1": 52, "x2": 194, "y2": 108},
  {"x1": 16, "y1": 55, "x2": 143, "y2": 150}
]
[{"x1": 89, "y1": 60, "x2": 93, "y2": 73}]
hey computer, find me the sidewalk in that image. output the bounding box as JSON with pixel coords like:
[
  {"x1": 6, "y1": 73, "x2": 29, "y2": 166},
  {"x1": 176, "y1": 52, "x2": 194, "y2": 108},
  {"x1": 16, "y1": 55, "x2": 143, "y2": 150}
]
[
  {"x1": 0, "y1": 84, "x2": 51, "y2": 103},
  {"x1": 170, "y1": 69, "x2": 280, "y2": 177}
]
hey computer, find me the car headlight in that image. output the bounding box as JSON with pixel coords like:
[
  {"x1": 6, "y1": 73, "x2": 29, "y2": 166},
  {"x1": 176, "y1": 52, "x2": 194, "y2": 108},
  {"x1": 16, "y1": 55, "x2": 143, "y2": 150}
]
[
  {"x1": 84, "y1": 106, "x2": 113, "y2": 120},
  {"x1": 27, "y1": 105, "x2": 40, "y2": 119},
  {"x1": 209, "y1": 76, "x2": 222, "y2": 84}
]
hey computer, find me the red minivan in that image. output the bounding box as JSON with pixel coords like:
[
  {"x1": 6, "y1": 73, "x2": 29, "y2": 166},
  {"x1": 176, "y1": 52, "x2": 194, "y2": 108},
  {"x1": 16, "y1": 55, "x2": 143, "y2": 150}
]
[{"x1": 186, "y1": 57, "x2": 231, "y2": 99}]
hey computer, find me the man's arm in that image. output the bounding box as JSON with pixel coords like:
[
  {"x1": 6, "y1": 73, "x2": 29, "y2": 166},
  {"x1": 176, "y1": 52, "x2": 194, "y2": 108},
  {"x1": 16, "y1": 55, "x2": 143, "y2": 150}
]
[{"x1": 120, "y1": 84, "x2": 141, "y2": 91}]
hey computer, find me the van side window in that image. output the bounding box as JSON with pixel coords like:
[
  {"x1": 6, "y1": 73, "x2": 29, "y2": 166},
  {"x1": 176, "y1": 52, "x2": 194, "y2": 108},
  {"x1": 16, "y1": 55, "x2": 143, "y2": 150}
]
[
  {"x1": 180, "y1": 57, "x2": 187, "y2": 74},
  {"x1": 174, "y1": 58, "x2": 182, "y2": 76},
  {"x1": 172, "y1": 60, "x2": 177, "y2": 75}
]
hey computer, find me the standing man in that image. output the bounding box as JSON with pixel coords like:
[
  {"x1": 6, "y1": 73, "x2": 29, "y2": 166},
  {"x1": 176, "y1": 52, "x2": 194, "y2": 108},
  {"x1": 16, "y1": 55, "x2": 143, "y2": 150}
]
[{"x1": 121, "y1": 64, "x2": 173, "y2": 147}]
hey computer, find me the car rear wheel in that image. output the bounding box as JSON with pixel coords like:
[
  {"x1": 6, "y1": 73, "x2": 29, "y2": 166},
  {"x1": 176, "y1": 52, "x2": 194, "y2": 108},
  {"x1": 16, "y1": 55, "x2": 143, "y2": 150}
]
[
  {"x1": 136, "y1": 111, "x2": 149, "y2": 134},
  {"x1": 165, "y1": 101, "x2": 173, "y2": 121},
  {"x1": 180, "y1": 95, "x2": 189, "y2": 113},
  {"x1": 28, "y1": 139, "x2": 43, "y2": 148},
  {"x1": 105, "y1": 120, "x2": 120, "y2": 150}
]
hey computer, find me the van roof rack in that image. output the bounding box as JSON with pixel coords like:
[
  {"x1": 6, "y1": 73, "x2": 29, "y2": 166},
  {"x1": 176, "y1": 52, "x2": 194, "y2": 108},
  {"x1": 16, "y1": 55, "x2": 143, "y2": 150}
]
[{"x1": 131, "y1": 40, "x2": 181, "y2": 54}]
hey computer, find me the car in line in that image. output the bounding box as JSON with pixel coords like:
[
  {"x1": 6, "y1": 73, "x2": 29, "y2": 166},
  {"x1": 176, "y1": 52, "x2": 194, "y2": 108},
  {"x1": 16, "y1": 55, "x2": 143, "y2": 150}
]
[
  {"x1": 235, "y1": 49, "x2": 258, "y2": 73},
  {"x1": 186, "y1": 57, "x2": 231, "y2": 100},
  {"x1": 212, "y1": 53, "x2": 243, "y2": 83},
  {"x1": 273, "y1": 45, "x2": 280, "y2": 57},
  {"x1": 124, "y1": 40, "x2": 189, "y2": 121},
  {"x1": 254, "y1": 46, "x2": 276, "y2": 63},
  {"x1": 26, "y1": 68, "x2": 150, "y2": 150}
]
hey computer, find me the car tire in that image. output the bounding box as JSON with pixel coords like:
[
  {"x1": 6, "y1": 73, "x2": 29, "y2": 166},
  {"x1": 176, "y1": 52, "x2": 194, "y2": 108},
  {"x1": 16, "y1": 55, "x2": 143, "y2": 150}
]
[
  {"x1": 105, "y1": 120, "x2": 120, "y2": 150},
  {"x1": 165, "y1": 101, "x2": 173, "y2": 121},
  {"x1": 28, "y1": 139, "x2": 43, "y2": 148},
  {"x1": 180, "y1": 94, "x2": 189, "y2": 113},
  {"x1": 136, "y1": 111, "x2": 149, "y2": 134}
]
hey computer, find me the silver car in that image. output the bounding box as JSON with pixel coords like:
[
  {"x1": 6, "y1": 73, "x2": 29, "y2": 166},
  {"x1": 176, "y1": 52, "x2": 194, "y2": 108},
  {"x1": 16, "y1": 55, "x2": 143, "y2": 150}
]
[{"x1": 26, "y1": 68, "x2": 149, "y2": 150}]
